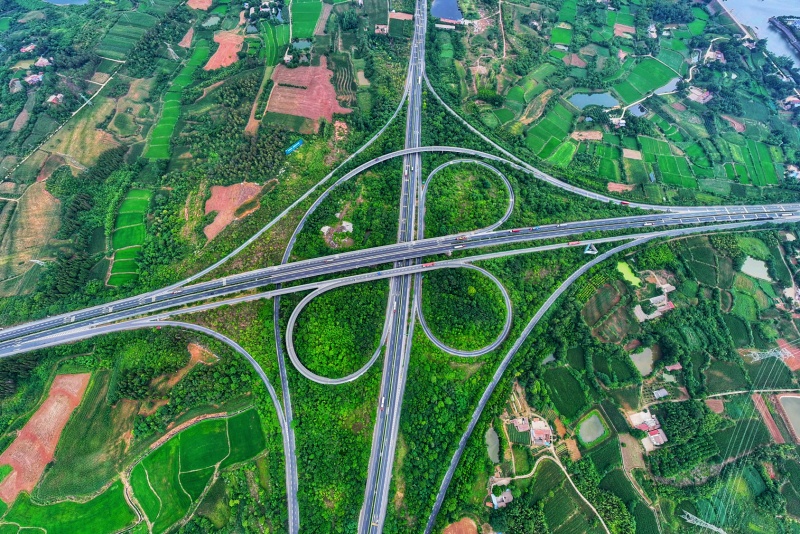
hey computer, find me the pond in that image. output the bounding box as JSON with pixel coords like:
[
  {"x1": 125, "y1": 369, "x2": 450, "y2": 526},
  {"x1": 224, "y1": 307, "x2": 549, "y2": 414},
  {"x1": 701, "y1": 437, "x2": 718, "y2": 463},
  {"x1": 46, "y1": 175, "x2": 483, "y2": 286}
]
[
  {"x1": 292, "y1": 40, "x2": 312, "y2": 50},
  {"x1": 578, "y1": 413, "x2": 606, "y2": 444},
  {"x1": 568, "y1": 92, "x2": 619, "y2": 109},
  {"x1": 485, "y1": 427, "x2": 500, "y2": 463},
  {"x1": 655, "y1": 77, "x2": 681, "y2": 95},
  {"x1": 628, "y1": 104, "x2": 648, "y2": 117},
  {"x1": 617, "y1": 262, "x2": 642, "y2": 286},
  {"x1": 741, "y1": 256, "x2": 772, "y2": 282},
  {"x1": 431, "y1": 0, "x2": 463, "y2": 20},
  {"x1": 780, "y1": 396, "x2": 800, "y2": 436},
  {"x1": 630, "y1": 347, "x2": 655, "y2": 376}
]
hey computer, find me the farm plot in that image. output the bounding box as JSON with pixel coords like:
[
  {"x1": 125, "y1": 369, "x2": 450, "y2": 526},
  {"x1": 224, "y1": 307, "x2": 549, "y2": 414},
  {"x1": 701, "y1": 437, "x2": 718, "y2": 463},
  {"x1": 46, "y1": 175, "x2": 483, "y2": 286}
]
[
  {"x1": 131, "y1": 409, "x2": 264, "y2": 533},
  {"x1": 145, "y1": 41, "x2": 210, "y2": 159},
  {"x1": 543, "y1": 367, "x2": 587, "y2": 420},
  {"x1": 108, "y1": 189, "x2": 151, "y2": 287},
  {"x1": 2, "y1": 481, "x2": 135, "y2": 534},
  {"x1": 525, "y1": 102, "x2": 574, "y2": 157},
  {"x1": 611, "y1": 58, "x2": 677, "y2": 105},
  {"x1": 261, "y1": 21, "x2": 291, "y2": 66},
  {"x1": 96, "y1": 12, "x2": 159, "y2": 60},
  {"x1": 291, "y1": 0, "x2": 323, "y2": 39}
]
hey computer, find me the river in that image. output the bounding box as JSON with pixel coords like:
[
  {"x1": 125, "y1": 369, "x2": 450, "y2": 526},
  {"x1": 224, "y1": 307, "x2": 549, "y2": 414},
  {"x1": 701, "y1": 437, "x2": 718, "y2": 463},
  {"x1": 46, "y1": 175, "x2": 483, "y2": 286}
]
[{"x1": 723, "y1": 0, "x2": 800, "y2": 61}]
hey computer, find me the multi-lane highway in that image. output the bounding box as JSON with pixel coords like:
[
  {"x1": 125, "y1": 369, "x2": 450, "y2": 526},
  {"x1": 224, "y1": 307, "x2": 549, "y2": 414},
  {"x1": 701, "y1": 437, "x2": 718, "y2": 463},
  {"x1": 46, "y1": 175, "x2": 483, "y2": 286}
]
[
  {"x1": 360, "y1": 2, "x2": 428, "y2": 530},
  {"x1": 0, "y1": 207, "x2": 797, "y2": 359}
]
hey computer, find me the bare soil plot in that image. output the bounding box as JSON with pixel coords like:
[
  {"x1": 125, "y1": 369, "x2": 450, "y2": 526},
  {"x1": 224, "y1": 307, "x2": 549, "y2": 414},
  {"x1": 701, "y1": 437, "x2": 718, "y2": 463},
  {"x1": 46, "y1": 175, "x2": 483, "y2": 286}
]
[
  {"x1": 705, "y1": 399, "x2": 725, "y2": 413},
  {"x1": 565, "y1": 438, "x2": 582, "y2": 460},
  {"x1": 11, "y1": 109, "x2": 29, "y2": 132},
  {"x1": 36, "y1": 153, "x2": 66, "y2": 182},
  {"x1": 614, "y1": 23, "x2": 635, "y2": 37},
  {"x1": 315, "y1": 3, "x2": 332, "y2": 35},
  {"x1": 43, "y1": 96, "x2": 120, "y2": 167},
  {"x1": 0, "y1": 182, "x2": 60, "y2": 285},
  {"x1": 671, "y1": 102, "x2": 687, "y2": 111},
  {"x1": 0, "y1": 373, "x2": 91, "y2": 504},
  {"x1": 571, "y1": 130, "x2": 602, "y2": 141},
  {"x1": 204, "y1": 182, "x2": 263, "y2": 240},
  {"x1": 622, "y1": 148, "x2": 643, "y2": 160},
  {"x1": 204, "y1": 31, "x2": 244, "y2": 70},
  {"x1": 563, "y1": 53, "x2": 587, "y2": 68},
  {"x1": 607, "y1": 182, "x2": 636, "y2": 192},
  {"x1": 178, "y1": 27, "x2": 194, "y2": 48},
  {"x1": 619, "y1": 433, "x2": 645, "y2": 469},
  {"x1": 778, "y1": 338, "x2": 800, "y2": 371},
  {"x1": 444, "y1": 518, "x2": 478, "y2": 534},
  {"x1": 268, "y1": 56, "x2": 352, "y2": 124},
  {"x1": 187, "y1": 0, "x2": 212, "y2": 9},
  {"x1": 521, "y1": 88, "x2": 553, "y2": 125},
  {"x1": 752, "y1": 393, "x2": 784, "y2": 444},
  {"x1": 721, "y1": 114, "x2": 746, "y2": 132}
]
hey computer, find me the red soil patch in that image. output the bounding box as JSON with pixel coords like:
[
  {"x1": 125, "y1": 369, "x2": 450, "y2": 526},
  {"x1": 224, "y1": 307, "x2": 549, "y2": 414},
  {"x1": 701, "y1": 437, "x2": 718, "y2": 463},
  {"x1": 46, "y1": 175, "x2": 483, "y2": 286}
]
[
  {"x1": 268, "y1": 56, "x2": 352, "y2": 125},
  {"x1": 36, "y1": 153, "x2": 66, "y2": 182},
  {"x1": 571, "y1": 130, "x2": 602, "y2": 141},
  {"x1": 178, "y1": 27, "x2": 194, "y2": 49},
  {"x1": 204, "y1": 31, "x2": 244, "y2": 71},
  {"x1": 705, "y1": 398, "x2": 724, "y2": 413},
  {"x1": 752, "y1": 393, "x2": 784, "y2": 444},
  {"x1": 721, "y1": 114, "x2": 746, "y2": 133},
  {"x1": 623, "y1": 148, "x2": 643, "y2": 160},
  {"x1": 563, "y1": 53, "x2": 587, "y2": 68},
  {"x1": 671, "y1": 102, "x2": 687, "y2": 111},
  {"x1": 443, "y1": 518, "x2": 478, "y2": 534},
  {"x1": 778, "y1": 338, "x2": 800, "y2": 371},
  {"x1": 554, "y1": 417, "x2": 567, "y2": 438},
  {"x1": 0, "y1": 373, "x2": 91, "y2": 504},
  {"x1": 187, "y1": 0, "x2": 211, "y2": 10},
  {"x1": 239, "y1": 9, "x2": 246, "y2": 27},
  {"x1": 614, "y1": 23, "x2": 636, "y2": 37},
  {"x1": 608, "y1": 182, "x2": 636, "y2": 192},
  {"x1": 204, "y1": 182, "x2": 263, "y2": 240}
]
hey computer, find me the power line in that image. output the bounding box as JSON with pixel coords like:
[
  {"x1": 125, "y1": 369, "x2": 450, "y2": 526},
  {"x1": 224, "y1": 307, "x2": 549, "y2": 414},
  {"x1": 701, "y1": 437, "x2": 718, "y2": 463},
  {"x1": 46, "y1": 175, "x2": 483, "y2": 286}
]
[{"x1": 681, "y1": 511, "x2": 728, "y2": 533}]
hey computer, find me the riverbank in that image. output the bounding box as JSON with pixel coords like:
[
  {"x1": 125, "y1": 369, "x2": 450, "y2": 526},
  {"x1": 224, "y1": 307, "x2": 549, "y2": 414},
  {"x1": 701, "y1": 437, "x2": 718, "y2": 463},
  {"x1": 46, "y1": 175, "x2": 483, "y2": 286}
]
[
  {"x1": 711, "y1": 0, "x2": 753, "y2": 40},
  {"x1": 770, "y1": 17, "x2": 800, "y2": 58}
]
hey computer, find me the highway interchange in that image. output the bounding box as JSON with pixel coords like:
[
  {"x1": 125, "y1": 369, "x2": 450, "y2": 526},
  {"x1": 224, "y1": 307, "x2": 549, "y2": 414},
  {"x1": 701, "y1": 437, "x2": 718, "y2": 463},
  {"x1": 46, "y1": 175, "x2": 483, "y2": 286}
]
[{"x1": 2, "y1": 0, "x2": 800, "y2": 530}]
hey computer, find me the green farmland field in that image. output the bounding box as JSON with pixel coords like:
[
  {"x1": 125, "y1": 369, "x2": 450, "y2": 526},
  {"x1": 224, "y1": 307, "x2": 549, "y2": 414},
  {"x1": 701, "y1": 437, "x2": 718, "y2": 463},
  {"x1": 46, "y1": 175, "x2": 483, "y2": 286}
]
[
  {"x1": 145, "y1": 41, "x2": 210, "y2": 159},
  {"x1": 261, "y1": 21, "x2": 291, "y2": 66},
  {"x1": 543, "y1": 367, "x2": 586, "y2": 420},
  {"x1": 291, "y1": 0, "x2": 322, "y2": 39},
  {"x1": 113, "y1": 224, "x2": 146, "y2": 249},
  {"x1": 612, "y1": 58, "x2": 677, "y2": 104},
  {"x1": 131, "y1": 410, "x2": 265, "y2": 532},
  {"x1": 551, "y1": 27, "x2": 573, "y2": 46},
  {"x1": 4, "y1": 481, "x2": 135, "y2": 534}
]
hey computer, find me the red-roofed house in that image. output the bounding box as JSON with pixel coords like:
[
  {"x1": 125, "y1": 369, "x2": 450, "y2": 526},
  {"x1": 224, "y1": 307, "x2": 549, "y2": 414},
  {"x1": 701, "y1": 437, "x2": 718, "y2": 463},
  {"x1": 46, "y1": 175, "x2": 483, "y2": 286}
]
[
  {"x1": 20, "y1": 44, "x2": 36, "y2": 53},
  {"x1": 34, "y1": 57, "x2": 51, "y2": 68},
  {"x1": 648, "y1": 429, "x2": 668, "y2": 446},
  {"x1": 23, "y1": 72, "x2": 43, "y2": 85},
  {"x1": 665, "y1": 363, "x2": 682, "y2": 371}
]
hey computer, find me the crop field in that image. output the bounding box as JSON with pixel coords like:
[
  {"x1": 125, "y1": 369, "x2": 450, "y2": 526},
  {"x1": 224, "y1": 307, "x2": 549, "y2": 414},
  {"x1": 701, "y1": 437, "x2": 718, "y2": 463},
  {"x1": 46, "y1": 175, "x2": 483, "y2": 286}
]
[
  {"x1": 0, "y1": 17, "x2": 12, "y2": 31},
  {"x1": 96, "y1": 12, "x2": 159, "y2": 60},
  {"x1": 35, "y1": 371, "x2": 139, "y2": 499},
  {"x1": 599, "y1": 469, "x2": 638, "y2": 505},
  {"x1": 543, "y1": 367, "x2": 586, "y2": 420},
  {"x1": 556, "y1": 0, "x2": 577, "y2": 23},
  {"x1": 611, "y1": 58, "x2": 677, "y2": 105},
  {"x1": 551, "y1": 27, "x2": 573, "y2": 46},
  {"x1": 530, "y1": 458, "x2": 565, "y2": 502},
  {"x1": 145, "y1": 41, "x2": 210, "y2": 159},
  {"x1": 632, "y1": 502, "x2": 660, "y2": 534},
  {"x1": 108, "y1": 189, "x2": 151, "y2": 286},
  {"x1": 291, "y1": 0, "x2": 322, "y2": 39},
  {"x1": 3, "y1": 481, "x2": 135, "y2": 534},
  {"x1": 525, "y1": 102, "x2": 574, "y2": 157},
  {"x1": 582, "y1": 282, "x2": 623, "y2": 326},
  {"x1": 712, "y1": 417, "x2": 770, "y2": 458},
  {"x1": 131, "y1": 410, "x2": 264, "y2": 533},
  {"x1": 506, "y1": 425, "x2": 530, "y2": 445}
]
